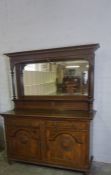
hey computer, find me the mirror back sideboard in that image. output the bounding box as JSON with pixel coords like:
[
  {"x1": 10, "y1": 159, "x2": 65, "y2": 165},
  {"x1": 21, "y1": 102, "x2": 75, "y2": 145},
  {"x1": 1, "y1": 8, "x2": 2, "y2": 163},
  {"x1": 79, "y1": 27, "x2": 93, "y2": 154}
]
[{"x1": 1, "y1": 44, "x2": 100, "y2": 175}]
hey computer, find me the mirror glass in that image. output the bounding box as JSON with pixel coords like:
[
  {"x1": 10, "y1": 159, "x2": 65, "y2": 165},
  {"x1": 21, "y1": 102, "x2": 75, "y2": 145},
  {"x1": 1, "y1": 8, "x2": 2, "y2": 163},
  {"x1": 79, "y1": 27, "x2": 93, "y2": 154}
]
[{"x1": 23, "y1": 60, "x2": 89, "y2": 96}]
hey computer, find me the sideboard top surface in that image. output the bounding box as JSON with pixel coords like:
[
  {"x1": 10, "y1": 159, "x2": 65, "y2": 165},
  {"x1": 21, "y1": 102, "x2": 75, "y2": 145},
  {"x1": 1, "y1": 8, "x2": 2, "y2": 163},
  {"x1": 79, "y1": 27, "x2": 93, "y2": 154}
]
[{"x1": 1, "y1": 109, "x2": 95, "y2": 120}]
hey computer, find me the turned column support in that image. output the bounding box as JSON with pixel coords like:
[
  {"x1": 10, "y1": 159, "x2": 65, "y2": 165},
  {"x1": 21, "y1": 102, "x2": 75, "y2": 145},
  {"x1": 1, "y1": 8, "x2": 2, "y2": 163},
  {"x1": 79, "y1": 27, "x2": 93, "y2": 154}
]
[{"x1": 11, "y1": 66, "x2": 16, "y2": 100}]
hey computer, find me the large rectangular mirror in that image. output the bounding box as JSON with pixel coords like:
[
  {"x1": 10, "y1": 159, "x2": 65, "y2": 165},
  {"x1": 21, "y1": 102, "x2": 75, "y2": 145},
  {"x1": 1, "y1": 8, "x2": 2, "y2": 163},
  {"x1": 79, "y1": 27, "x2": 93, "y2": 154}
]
[{"x1": 23, "y1": 60, "x2": 89, "y2": 96}]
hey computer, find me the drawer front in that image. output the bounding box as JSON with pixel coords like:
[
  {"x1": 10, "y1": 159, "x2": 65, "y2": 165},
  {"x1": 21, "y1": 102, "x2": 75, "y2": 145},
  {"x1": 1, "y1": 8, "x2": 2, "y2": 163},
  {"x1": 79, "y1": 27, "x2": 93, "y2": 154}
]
[
  {"x1": 5, "y1": 117, "x2": 41, "y2": 128},
  {"x1": 46, "y1": 120, "x2": 89, "y2": 131}
]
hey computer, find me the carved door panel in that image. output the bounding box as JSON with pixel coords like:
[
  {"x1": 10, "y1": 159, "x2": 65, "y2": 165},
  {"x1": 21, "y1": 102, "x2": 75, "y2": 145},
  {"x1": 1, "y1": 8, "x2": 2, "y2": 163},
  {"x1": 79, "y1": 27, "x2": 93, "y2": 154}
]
[
  {"x1": 45, "y1": 121, "x2": 89, "y2": 169},
  {"x1": 5, "y1": 118, "x2": 42, "y2": 162}
]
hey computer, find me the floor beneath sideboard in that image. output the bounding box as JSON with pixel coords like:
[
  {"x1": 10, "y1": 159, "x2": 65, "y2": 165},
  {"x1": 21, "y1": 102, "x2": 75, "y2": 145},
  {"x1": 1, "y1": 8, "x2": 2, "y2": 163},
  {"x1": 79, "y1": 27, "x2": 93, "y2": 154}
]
[{"x1": 0, "y1": 151, "x2": 111, "y2": 175}]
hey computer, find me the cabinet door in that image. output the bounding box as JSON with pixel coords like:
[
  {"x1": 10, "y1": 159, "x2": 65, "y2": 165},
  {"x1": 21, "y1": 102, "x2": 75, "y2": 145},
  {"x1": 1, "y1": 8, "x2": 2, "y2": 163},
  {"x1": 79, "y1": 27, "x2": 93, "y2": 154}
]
[
  {"x1": 45, "y1": 121, "x2": 89, "y2": 169},
  {"x1": 5, "y1": 117, "x2": 42, "y2": 162}
]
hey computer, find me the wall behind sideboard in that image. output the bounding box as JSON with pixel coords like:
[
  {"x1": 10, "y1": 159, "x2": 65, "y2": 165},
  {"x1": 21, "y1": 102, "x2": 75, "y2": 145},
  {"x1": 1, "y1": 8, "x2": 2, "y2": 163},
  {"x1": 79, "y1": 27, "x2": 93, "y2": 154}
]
[{"x1": 0, "y1": 0, "x2": 111, "y2": 163}]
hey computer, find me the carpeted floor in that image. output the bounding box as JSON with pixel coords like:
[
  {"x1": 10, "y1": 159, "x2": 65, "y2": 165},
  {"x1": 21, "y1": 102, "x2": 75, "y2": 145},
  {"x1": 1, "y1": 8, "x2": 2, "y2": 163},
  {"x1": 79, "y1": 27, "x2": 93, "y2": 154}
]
[{"x1": 0, "y1": 151, "x2": 111, "y2": 175}]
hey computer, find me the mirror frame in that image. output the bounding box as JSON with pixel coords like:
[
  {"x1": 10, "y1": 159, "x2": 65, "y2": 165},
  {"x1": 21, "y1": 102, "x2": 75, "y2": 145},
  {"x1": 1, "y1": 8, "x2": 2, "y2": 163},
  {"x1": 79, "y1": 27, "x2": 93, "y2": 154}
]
[
  {"x1": 5, "y1": 44, "x2": 99, "y2": 101},
  {"x1": 23, "y1": 60, "x2": 89, "y2": 96}
]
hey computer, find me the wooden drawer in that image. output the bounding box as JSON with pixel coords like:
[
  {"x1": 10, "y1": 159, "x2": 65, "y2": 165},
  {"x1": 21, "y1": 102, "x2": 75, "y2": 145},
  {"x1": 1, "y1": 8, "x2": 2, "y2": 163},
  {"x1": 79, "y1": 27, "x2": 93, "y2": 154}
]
[
  {"x1": 5, "y1": 117, "x2": 41, "y2": 128},
  {"x1": 46, "y1": 120, "x2": 89, "y2": 131}
]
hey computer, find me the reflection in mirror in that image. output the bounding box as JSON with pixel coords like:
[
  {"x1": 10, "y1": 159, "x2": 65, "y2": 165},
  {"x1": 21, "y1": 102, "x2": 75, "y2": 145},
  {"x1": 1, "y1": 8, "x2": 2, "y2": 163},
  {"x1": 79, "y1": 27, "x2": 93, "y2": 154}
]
[{"x1": 23, "y1": 60, "x2": 89, "y2": 96}]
